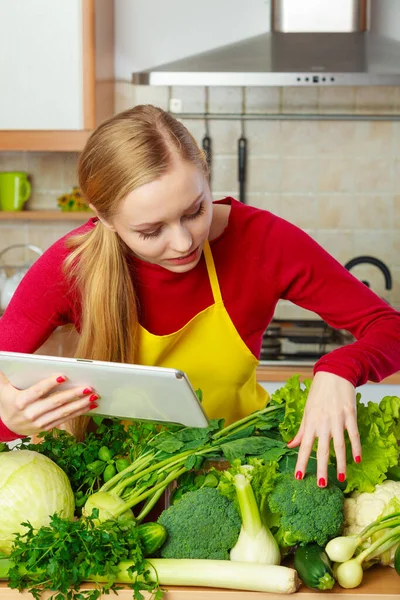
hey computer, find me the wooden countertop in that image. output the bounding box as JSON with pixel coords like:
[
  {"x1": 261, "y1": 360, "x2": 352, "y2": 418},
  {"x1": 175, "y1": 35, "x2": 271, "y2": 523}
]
[
  {"x1": 0, "y1": 566, "x2": 398, "y2": 599},
  {"x1": 256, "y1": 366, "x2": 400, "y2": 385}
]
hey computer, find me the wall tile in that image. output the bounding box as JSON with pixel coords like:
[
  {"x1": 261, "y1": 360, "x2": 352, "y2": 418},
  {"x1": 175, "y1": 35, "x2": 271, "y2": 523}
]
[
  {"x1": 206, "y1": 119, "x2": 241, "y2": 155},
  {"x1": 209, "y1": 87, "x2": 242, "y2": 113},
  {"x1": 355, "y1": 87, "x2": 397, "y2": 115},
  {"x1": 391, "y1": 267, "x2": 400, "y2": 306},
  {"x1": 316, "y1": 121, "x2": 357, "y2": 157},
  {"x1": 353, "y1": 195, "x2": 392, "y2": 230},
  {"x1": 354, "y1": 158, "x2": 393, "y2": 193},
  {"x1": 248, "y1": 157, "x2": 282, "y2": 193},
  {"x1": 391, "y1": 234, "x2": 400, "y2": 268},
  {"x1": 0, "y1": 224, "x2": 29, "y2": 263},
  {"x1": 0, "y1": 152, "x2": 27, "y2": 172},
  {"x1": 318, "y1": 195, "x2": 355, "y2": 229},
  {"x1": 25, "y1": 153, "x2": 65, "y2": 193},
  {"x1": 130, "y1": 84, "x2": 169, "y2": 111},
  {"x1": 63, "y1": 153, "x2": 80, "y2": 189},
  {"x1": 171, "y1": 86, "x2": 205, "y2": 113},
  {"x1": 26, "y1": 222, "x2": 81, "y2": 252},
  {"x1": 393, "y1": 123, "x2": 400, "y2": 157},
  {"x1": 316, "y1": 122, "x2": 357, "y2": 156},
  {"x1": 354, "y1": 122, "x2": 394, "y2": 156},
  {"x1": 114, "y1": 82, "x2": 136, "y2": 113},
  {"x1": 318, "y1": 87, "x2": 356, "y2": 114},
  {"x1": 26, "y1": 191, "x2": 59, "y2": 211},
  {"x1": 281, "y1": 121, "x2": 319, "y2": 156},
  {"x1": 279, "y1": 195, "x2": 318, "y2": 229},
  {"x1": 244, "y1": 120, "x2": 281, "y2": 156},
  {"x1": 394, "y1": 195, "x2": 400, "y2": 229},
  {"x1": 315, "y1": 229, "x2": 354, "y2": 264},
  {"x1": 353, "y1": 230, "x2": 393, "y2": 263},
  {"x1": 281, "y1": 87, "x2": 318, "y2": 114},
  {"x1": 317, "y1": 157, "x2": 355, "y2": 193},
  {"x1": 245, "y1": 87, "x2": 281, "y2": 114},
  {"x1": 282, "y1": 157, "x2": 316, "y2": 193},
  {"x1": 248, "y1": 194, "x2": 281, "y2": 214},
  {"x1": 211, "y1": 156, "x2": 238, "y2": 194}
]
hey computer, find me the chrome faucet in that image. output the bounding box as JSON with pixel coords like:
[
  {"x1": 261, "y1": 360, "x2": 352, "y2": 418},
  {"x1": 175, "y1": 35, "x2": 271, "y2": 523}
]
[{"x1": 344, "y1": 256, "x2": 392, "y2": 291}]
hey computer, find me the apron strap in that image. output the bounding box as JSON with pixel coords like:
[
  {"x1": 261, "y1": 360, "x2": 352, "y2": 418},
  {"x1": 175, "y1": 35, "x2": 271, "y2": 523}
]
[{"x1": 203, "y1": 240, "x2": 223, "y2": 304}]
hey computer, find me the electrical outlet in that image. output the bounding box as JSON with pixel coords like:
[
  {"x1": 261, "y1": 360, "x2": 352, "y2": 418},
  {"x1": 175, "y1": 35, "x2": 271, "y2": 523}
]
[{"x1": 169, "y1": 98, "x2": 183, "y2": 113}]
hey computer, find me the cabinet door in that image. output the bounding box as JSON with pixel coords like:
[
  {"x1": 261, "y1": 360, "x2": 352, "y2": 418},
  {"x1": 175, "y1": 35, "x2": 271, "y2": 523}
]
[{"x1": 0, "y1": 0, "x2": 84, "y2": 130}]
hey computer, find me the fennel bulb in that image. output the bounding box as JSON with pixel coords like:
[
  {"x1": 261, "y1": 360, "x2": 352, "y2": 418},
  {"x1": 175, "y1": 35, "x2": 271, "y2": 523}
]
[
  {"x1": 0, "y1": 450, "x2": 74, "y2": 554},
  {"x1": 83, "y1": 491, "x2": 134, "y2": 523},
  {"x1": 230, "y1": 473, "x2": 281, "y2": 565}
]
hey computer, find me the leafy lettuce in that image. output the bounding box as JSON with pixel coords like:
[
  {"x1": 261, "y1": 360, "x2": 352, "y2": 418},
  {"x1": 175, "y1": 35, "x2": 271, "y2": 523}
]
[{"x1": 270, "y1": 376, "x2": 400, "y2": 494}]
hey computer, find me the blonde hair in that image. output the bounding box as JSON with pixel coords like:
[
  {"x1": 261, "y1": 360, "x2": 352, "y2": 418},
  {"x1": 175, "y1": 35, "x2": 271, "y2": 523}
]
[{"x1": 63, "y1": 105, "x2": 207, "y2": 438}]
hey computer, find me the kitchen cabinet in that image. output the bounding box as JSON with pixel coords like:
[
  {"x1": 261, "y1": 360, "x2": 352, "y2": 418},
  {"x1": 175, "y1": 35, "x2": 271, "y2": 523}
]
[
  {"x1": 0, "y1": 0, "x2": 114, "y2": 151},
  {"x1": 0, "y1": 565, "x2": 399, "y2": 599}
]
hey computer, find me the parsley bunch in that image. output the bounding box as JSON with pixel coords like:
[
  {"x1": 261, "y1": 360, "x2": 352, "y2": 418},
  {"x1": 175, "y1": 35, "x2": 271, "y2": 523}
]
[{"x1": 5, "y1": 512, "x2": 162, "y2": 600}]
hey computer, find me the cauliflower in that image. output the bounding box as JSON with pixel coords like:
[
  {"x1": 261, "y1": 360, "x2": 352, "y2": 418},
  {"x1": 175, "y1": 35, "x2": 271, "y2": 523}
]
[{"x1": 343, "y1": 479, "x2": 400, "y2": 567}]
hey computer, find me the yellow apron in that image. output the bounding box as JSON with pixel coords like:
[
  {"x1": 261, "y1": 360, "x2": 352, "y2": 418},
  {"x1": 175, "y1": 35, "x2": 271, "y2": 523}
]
[{"x1": 137, "y1": 241, "x2": 268, "y2": 425}]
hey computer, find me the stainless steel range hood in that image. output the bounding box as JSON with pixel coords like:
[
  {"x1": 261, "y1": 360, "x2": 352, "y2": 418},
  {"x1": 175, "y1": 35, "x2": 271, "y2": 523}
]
[{"x1": 132, "y1": 0, "x2": 400, "y2": 87}]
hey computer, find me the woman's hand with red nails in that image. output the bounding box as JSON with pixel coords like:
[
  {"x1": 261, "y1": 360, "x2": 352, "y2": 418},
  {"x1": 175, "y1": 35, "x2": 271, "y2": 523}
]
[
  {"x1": 0, "y1": 371, "x2": 98, "y2": 437},
  {"x1": 286, "y1": 372, "x2": 362, "y2": 486}
]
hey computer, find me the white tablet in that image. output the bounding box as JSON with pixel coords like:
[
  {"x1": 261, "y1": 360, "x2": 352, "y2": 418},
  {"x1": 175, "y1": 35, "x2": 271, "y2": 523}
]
[{"x1": 0, "y1": 351, "x2": 209, "y2": 428}]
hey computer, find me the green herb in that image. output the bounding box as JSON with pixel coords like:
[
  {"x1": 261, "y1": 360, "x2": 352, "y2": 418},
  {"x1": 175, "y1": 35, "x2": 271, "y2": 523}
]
[{"x1": 5, "y1": 511, "x2": 162, "y2": 600}]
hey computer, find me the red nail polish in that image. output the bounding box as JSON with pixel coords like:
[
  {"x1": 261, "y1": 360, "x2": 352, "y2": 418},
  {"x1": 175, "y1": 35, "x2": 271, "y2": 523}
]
[
  {"x1": 89, "y1": 402, "x2": 98, "y2": 410},
  {"x1": 287, "y1": 439, "x2": 294, "y2": 445},
  {"x1": 89, "y1": 394, "x2": 99, "y2": 403},
  {"x1": 318, "y1": 477, "x2": 326, "y2": 487},
  {"x1": 355, "y1": 455, "x2": 362, "y2": 463},
  {"x1": 56, "y1": 376, "x2": 66, "y2": 383},
  {"x1": 82, "y1": 388, "x2": 92, "y2": 395},
  {"x1": 295, "y1": 471, "x2": 303, "y2": 480},
  {"x1": 338, "y1": 473, "x2": 346, "y2": 483}
]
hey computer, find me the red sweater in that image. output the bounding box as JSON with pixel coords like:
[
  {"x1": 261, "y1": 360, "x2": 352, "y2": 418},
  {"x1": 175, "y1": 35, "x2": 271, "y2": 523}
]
[{"x1": 1, "y1": 198, "x2": 400, "y2": 441}]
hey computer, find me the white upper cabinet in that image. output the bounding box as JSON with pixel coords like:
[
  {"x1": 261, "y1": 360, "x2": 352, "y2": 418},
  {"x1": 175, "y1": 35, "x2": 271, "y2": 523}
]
[{"x1": 0, "y1": 0, "x2": 84, "y2": 130}]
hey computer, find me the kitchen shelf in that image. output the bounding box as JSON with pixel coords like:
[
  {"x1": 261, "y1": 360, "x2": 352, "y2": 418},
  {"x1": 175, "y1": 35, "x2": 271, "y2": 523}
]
[
  {"x1": 0, "y1": 211, "x2": 93, "y2": 221},
  {"x1": 0, "y1": 130, "x2": 92, "y2": 152}
]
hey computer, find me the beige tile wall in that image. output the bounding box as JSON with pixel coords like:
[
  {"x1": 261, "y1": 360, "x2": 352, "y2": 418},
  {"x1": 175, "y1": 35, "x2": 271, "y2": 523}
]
[{"x1": 1, "y1": 84, "x2": 399, "y2": 305}]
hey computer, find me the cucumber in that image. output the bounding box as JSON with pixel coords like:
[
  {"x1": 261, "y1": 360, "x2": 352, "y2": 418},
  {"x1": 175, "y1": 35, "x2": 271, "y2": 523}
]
[
  {"x1": 395, "y1": 544, "x2": 400, "y2": 576},
  {"x1": 136, "y1": 522, "x2": 167, "y2": 556},
  {"x1": 294, "y1": 543, "x2": 335, "y2": 591}
]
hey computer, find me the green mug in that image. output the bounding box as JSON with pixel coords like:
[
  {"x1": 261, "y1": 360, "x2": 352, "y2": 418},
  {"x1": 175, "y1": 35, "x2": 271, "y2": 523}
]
[{"x1": 0, "y1": 172, "x2": 31, "y2": 211}]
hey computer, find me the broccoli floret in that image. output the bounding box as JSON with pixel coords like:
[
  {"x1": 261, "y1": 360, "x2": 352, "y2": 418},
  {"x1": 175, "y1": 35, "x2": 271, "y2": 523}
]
[
  {"x1": 157, "y1": 486, "x2": 241, "y2": 559},
  {"x1": 267, "y1": 473, "x2": 344, "y2": 549}
]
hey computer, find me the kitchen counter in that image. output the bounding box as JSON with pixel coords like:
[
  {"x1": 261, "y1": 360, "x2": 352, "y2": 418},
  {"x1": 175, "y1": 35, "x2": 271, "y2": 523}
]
[
  {"x1": 0, "y1": 566, "x2": 398, "y2": 599},
  {"x1": 256, "y1": 365, "x2": 400, "y2": 386}
]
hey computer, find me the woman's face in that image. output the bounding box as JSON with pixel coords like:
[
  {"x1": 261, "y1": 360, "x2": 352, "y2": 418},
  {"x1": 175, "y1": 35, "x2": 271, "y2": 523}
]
[{"x1": 101, "y1": 160, "x2": 213, "y2": 273}]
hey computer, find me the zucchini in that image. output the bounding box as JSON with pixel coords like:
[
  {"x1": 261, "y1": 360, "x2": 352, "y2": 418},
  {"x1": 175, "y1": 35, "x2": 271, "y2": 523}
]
[
  {"x1": 294, "y1": 543, "x2": 335, "y2": 591},
  {"x1": 136, "y1": 522, "x2": 167, "y2": 556},
  {"x1": 395, "y1": 544, "x2": 400, "y2": 576}
]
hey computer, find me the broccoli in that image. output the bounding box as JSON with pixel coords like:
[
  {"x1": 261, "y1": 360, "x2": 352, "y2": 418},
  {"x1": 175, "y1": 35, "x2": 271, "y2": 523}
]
[
  {"x1": 157, "y1": 486, "x2": 241, "y2": 559},
  {"x1": 267, "y1": 473, "x2": 344, "y2": 550}
]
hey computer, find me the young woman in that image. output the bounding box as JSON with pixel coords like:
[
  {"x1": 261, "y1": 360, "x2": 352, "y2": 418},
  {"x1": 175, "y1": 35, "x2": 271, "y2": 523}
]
[{"x1": 1, "y1": 105, "x2": 399, "y2": 488}]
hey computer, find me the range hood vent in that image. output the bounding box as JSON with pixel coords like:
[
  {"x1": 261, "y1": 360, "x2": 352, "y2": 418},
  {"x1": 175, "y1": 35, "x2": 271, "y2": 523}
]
[{"x1": 132, "y1": 0, "x2": 400, "y2": 87}]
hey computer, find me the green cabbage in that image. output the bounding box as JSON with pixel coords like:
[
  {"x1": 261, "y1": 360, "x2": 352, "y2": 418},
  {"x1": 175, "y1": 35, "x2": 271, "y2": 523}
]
[{"x1": 0, "y1": 450, "x2": 74, "y2": 554}]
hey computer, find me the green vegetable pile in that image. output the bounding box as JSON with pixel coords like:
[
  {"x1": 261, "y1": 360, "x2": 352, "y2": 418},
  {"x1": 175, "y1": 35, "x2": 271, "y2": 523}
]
[{"x1": 0, "y1": 375, "x2": 398, "y2": 598}]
